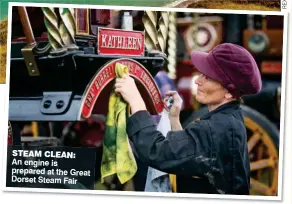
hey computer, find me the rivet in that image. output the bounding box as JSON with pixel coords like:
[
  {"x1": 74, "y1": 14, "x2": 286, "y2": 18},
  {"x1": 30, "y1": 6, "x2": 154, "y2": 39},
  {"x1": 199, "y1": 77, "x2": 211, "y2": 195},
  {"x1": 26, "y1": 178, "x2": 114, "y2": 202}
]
[
  {"x1": 43, "y1": 100, "x2": 51, "y2": 109},
  {"x1": 56, "y1": 100, "x2": 65, "y2": 109}
]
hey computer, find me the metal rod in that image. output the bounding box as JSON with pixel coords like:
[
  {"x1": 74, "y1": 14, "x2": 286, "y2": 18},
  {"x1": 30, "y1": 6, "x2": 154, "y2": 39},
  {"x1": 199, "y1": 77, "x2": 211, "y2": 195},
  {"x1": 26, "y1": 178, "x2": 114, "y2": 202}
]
[
  {"x1": 143, "y1": 11, "x2": 158, "y2": 51},
  {"x1": 167, "y1": 12, "x2": 177, "y2": 79},
  {"x1": 17, "y1": 7, "x2": 36, "y2": 45},
  {"x1": 157, "y1": 11, "x2": 169, "y2": 53}
]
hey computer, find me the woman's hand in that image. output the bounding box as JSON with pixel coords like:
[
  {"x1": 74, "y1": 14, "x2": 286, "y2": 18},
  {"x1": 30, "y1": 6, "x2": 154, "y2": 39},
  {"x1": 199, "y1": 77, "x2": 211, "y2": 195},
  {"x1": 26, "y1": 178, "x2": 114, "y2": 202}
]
[
  {"x1": 115, "y1": 75, "x2": 146, "y2": 114},
  {"x1": 164, "y1": 91, "x2": 183, "y2": 130},
  {"x1": 164, "y1": 91, "x2": 183, "y2": 120}
]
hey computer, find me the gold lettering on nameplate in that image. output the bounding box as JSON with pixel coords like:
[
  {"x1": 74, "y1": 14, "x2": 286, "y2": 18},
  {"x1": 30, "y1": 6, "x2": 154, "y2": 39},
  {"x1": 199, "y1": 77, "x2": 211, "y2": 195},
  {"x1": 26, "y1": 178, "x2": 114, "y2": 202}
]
[
  {"x1": 108, "y1": 36, "x2": 113, "y2": 48},
  {"x1": 137, "y1": 38, "x2": 142, "y2": 50},
  {"x1": 94, "y1": 80, "x2": 99, "y2": 90},
  {"x1": 100, "y1": 34, "x2": 143, "y2": 50},
  {"x1": 127, "y1": 37, "x2": 132, "y2": 49},
  {"x1": 85, "y1": 87, "x2": 96, "y2": 108},
  {"x1": 153, "y1": 92, "x2": 160, "y2": 105},
  {"x1": 141, "y1": 71, "x2": 147, "y2": 84},
  {"x1": 148, "y1": 81, "x2": 155, "y2": 95},
  {"x1": 139, "y1": 71, "x2": 160, "y2": 105},
  {"x1": 122, "y1": 36, "x2": 127, "y2": 49},
  {"x1": 97, "y1": 74, "x2": 103, "y2": 87},
  {"x1": 85, "y1": 100, "x2": 91, "y2": 109},
  {"x1": 117, "y1": 36, "x2": 123, "y2": 48},
  {"x1": 131, "y1": 64, "x2": 138, "y2": 75},
  {"x1": 101, "y1": 34, "x2": 107, "y2": 47},
  {"x1": 132, "y1": 38, "x2": 137, "y2": 50},
  {"x1": 94, "y1": 66, "x2": 112, "y2": 88},
  {"x1": 102, "y1": 69, "x2": 107, "y2": 81},
  {"x1": 82, "y1": 59, "x2": 163, "y2": 119}
]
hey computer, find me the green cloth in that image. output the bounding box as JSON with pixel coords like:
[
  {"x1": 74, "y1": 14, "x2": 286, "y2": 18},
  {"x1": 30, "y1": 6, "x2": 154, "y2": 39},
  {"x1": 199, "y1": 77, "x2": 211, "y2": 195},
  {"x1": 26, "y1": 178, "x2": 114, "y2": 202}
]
[{"x1": 101, "y1": 63, "x2": 137, "y2": 185}]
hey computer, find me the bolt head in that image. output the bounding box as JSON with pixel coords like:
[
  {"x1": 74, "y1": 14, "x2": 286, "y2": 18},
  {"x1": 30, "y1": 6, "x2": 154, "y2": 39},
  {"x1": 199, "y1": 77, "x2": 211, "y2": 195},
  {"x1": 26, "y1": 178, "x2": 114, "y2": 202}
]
[
  {"x1": 56, "y1": 100, "x2": 65, "y2": 109},
  {"x1": 43, "y1": 100, "x2": 52, "y2": 109}
]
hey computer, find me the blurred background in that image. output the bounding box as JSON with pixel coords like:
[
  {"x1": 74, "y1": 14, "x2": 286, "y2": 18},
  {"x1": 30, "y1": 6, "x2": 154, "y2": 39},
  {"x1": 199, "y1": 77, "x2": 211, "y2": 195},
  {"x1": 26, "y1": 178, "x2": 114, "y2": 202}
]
[{"x1": 7, "y1": 7, "x2": 283, "y2": 195}]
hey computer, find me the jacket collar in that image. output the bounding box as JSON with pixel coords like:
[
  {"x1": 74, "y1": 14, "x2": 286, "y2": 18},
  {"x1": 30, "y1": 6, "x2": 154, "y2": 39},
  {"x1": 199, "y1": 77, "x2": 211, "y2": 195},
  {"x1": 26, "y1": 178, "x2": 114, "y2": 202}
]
[{"x1": 199, "y1": 100, "x2": 241, "y2": 120}]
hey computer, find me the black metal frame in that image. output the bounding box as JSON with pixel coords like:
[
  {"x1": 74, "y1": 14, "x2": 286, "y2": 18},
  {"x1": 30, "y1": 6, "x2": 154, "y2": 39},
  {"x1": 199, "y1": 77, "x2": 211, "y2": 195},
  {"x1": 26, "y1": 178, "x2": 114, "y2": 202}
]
[{"x1": 9, "y1": 36, "x2": 166, "y2": 121}]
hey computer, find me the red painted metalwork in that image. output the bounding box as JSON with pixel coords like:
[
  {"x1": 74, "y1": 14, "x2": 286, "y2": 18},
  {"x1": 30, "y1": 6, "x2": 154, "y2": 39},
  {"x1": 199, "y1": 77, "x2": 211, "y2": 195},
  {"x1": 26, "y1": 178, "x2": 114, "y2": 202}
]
[{"x1": 97, "y1": 28, "x2": 145, "y2": 56}]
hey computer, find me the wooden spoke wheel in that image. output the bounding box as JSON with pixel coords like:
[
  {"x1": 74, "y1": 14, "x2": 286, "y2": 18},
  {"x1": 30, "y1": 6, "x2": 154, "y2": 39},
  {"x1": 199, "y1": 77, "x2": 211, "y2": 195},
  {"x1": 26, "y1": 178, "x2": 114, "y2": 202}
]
[
  {"x1": 182, "y1": 104, "x2": 279, "y2": 195},
  {"x1": 242, "y1": 105, "x2": 279, "y2": 196}
]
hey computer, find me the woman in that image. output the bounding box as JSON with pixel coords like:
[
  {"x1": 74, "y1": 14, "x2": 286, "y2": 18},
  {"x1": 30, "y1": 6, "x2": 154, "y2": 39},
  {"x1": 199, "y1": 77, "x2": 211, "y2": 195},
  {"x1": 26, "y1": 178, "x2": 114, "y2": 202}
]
[{"x1": 114, "y1": 43, "x2": 262, "y2": 195}]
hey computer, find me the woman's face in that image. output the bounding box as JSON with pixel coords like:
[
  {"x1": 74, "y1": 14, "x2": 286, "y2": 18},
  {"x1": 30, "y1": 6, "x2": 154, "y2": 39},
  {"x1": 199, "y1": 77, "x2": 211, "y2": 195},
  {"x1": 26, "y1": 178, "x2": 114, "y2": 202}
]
[{"x1": 195, "y1": 73, "x2": 230, "y2": 105}]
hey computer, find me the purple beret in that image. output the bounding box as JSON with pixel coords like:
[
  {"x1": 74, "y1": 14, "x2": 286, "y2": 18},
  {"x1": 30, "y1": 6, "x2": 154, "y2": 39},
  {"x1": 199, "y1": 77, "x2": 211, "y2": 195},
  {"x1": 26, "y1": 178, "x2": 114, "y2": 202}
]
[{"x1": 191, "y1": 43, "x2": 262, "y2": 98}]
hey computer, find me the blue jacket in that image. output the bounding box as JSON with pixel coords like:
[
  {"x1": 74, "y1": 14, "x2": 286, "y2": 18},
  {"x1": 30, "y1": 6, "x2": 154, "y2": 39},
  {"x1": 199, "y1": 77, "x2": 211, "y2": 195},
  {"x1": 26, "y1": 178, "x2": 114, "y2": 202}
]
[{"x1": 127, "y1": 100, "x2": 250, "y2": 194}]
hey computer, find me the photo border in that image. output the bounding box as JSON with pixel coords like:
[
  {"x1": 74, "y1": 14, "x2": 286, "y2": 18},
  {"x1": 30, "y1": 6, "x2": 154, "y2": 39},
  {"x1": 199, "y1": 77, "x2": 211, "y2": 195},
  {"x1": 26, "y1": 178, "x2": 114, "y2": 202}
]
[{"x1": 1, "y1": 2, "x2": 288, "y2": 201}]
